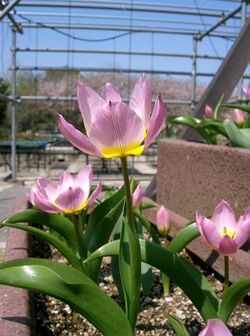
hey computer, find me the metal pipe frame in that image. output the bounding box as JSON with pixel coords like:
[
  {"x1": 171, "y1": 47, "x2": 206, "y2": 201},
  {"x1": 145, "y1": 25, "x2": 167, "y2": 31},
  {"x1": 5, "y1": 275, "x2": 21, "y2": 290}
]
[
  {"x1": 14, "y1": 1, "x2": 243, "y2": 19},
  {"x1": 14, "y1": 48, "x2": 224, "y2": 60},
  {"x1": 11, "y1": 28, "x2": 17, "y2": 180},
  {"x1": 191, "y1": 36, "x2": 198, "y2": 110},
  {"x1": 13, "y1": 66, "x2": 216, "y2": 77},
  {"x1": 0, "y1": 0, "x2": 22, "y2": 32}
]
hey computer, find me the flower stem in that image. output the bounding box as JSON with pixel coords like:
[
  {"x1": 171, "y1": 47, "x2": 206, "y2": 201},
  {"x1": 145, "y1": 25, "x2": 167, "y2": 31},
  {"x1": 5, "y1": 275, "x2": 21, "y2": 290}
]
[
  {"x1": 224, "y1": 255, "x2": 229, "y2": 292},
  {"x1": 71, "y1": 213, "x2": 86, "y2": 259},
  {"x1": 120, "y1": 156, "x2": 134, "y2": 231}
]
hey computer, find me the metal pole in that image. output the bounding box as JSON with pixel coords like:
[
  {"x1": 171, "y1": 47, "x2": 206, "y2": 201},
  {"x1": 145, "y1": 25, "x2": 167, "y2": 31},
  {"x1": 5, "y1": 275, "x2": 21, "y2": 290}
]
[
  {"x1": 0, "y1": 0, "x2": 21, "y2": 21},
  {"x1": 191, "y1": 35, "x2": 198, "y2": 110},
  {"x1": 11, "y1": 28, "x2": 17, "y2": 180},
  {"x1": 238, "y1": 0, "x2": 247, "y2": 99}
]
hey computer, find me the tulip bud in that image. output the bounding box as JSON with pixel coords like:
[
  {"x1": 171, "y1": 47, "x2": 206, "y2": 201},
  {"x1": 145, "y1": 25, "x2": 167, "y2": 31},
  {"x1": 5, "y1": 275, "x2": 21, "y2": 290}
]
[
  {"x1": 132, "y1": 183, "x2": 143, "y2": 208},
  {"x1": 231, "y1": 108, "x2": 245, "y2": 126},
  {"x1": 199, "y1": 319, "x2": 233, "y2": 336},
  {"x1": 242, "y1": 81, "x2": 250, "y2": 98},
  {"x1": 204, "y1": 105, "x2": 213, "y2": 119},
  {"x1": 155, "y1": 205, "x2": 170, "y2": 237}
]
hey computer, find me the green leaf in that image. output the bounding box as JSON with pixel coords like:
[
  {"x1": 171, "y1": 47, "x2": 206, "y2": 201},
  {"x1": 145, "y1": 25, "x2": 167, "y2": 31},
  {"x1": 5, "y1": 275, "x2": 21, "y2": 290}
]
[
  {"x1": 224, "y1": 120, "x2": 250, "y2": 148},
  {"x1": 167, "y1": 222, "x2": 199, "y2": 254},
  {"x1": 134, "y1": 210, "x2": 161, "y2": 245},
  {"x1": 223, "y1": 103, "x2": 250, "y2": 114},
  {"x1": 3, "y1": 209, "x2": 77, "y2": 251},
  {"x1": 0, "y1": 258, "x2": 133, "y2": 336},
  {"x1": 165, "y1": 313, "x2": 190, "y2": 336},
  {"x1": 119, "y1": 220, "x2": 141, "y2": 329},
  {"x1": 141, "y1": 261, "x2": 153, "y2": 296},
  {"x1": 85, "y1": 239, "x2": 219, "y2": 322},
  {"x1": 212, "y1": 94, "x2": 224, "y2": 119},
  {"x1": 0, "y1": 222, "x2": 83, "y2": 271},
  {"x1": 167, "y1": 115, "x2": 201, "y2": 128},
  {"x1": 218, "y1": 277, "x2": 250, "y2": 322}
]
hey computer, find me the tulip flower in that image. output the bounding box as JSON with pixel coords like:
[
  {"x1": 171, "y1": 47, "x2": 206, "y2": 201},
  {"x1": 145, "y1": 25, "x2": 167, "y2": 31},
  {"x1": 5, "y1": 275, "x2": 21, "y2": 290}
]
[
  {"x1": 132, "y1": 183, "x2": 143, "y2": 208},
  {"x1": 232, "y1": 108, "x2": 246, "y2": 126},
  {"x1": 57, "y1": 74, "x2": 166, "y2": 158},
  {"x1": 242, "y1": 81, "x2": 250, "y2": 97},
  {"x1": 204, "y1": 104, "x2": 213, "y2": 119},
  {"x1": 196, "y1": 200, "x2": 250, "y2": 255},
  {"x1": 28, "y1": 165, "x2": 101, "y2": 214},
  {"x1": 199, "y1": 319, "x2": 232, "y2": 336},
  {"x1": 155, "y1": 205, "x2": 170, "y2": 237}
]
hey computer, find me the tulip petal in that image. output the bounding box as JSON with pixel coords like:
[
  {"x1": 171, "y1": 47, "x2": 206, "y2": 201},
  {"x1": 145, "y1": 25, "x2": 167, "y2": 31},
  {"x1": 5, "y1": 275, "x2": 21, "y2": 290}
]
[
  {"x1": 211, "y1": 200, "x2": 236, "y2": 232},
  {"x1": 36, "y1": 177, "x2": 58, "y2": 200},
  {"x1": 234, "y1": 215, "x2": 250, "y2": 247},
  {"x1": 75, "y1": 165, "x2": 92, "y2": 197},
  {"x1": 103, "y1": 83, "x2": 122, "y2": 103},
  {"x1": 196, "y1": 212, "x2": 221, "y2": 248},
  {"x1": 199, "y1": 319, "x2": 232, "y2": 336},
  {"x1": 132, "y1": 183, "x2": 143, "y2": 208},
  {"x1": 77, "y1": 83, "x2": 105, "y2": 134},
  {"x1": 144, "y1": 95, "x2": 166, "y2": 150},
  {"x1": 55, "y1": 187, "x2": 86, "y2": 213},
  {"x1": 87, "y1": 180, "x2": 102, "y2": 206},
  {"x1": 57, "y1": 114, "x2": 102, "y2": 157},
  {"x1": 58, "y1": 171, "x2": 75, "y2": 190},
  {"x1": 89, "y1": 102, "x2": 144, "y2": 158},
  {"x1": 216, "y1": 235, "x2": 237, "y2": 255},
  {"x1": 129, "y1": 73, "x2": 152, "y2": 128},
  {"x1": 33, "y1": 191, "x2": 60, "y2": 213}
]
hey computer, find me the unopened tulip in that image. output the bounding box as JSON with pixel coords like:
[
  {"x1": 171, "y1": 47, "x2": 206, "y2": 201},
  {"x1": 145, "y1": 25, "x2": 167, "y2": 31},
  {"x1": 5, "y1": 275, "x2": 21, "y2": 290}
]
[
  {"x1": 232, "y1": 108, "x2": 246, "y2": 126},
  {"x1": 204, "y1": 104, "x2": 213, "y2": 119},
  {"x1": 242, "y1": 81, "x2": 250, "y2": 97},
  {"x1": 57, "y1": 74, "x2": 166, "y2": 158},
  {"x1": 199, "y1": 319, "x2": 232, "y2": 336},
  {"x1": 155, "y1": 205, "x2": 170, "y2": 237},
  {"x1": 132, "y1": 183, "x2": 143, "y2": 208},
  {"x1": 196, "y1": 200, "x2": 250, "y2": 255},
  {"x1": 27, "y1": 165, "x2": 101, "y2": 214}
]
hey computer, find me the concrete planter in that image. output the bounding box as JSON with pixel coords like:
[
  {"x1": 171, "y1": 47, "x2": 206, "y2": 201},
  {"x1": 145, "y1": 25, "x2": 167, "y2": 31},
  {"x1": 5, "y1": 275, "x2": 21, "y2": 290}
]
[{"x1": 157, "y1": 139, "x2": 250, "y2": 219}]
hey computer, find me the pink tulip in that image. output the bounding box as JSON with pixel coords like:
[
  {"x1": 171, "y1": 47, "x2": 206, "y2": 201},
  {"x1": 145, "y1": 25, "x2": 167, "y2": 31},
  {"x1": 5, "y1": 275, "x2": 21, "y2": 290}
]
[
  {"x1": 155, "y1": 205, "x2": 170, "y2": 237},
  {"x1": 199, "y1": 319, "x2": 232, "y2": 336},
  {"x1": 57, "y1": 74, "x2": 166, "y2": 158},
  {"x1": 204, "y1": 104, "x2": 213, "y2": 119},
  {"x1": 132, "y1": 183, "x2": 143, "y2": 208},
  {"x1": 27, "y1": 165, "x2": 101, "y2": 214},
  {"x1": 242, "y1": 81, "x2": 250, "y2": 97},
  {"x1": 196, "y1": 200, "x2": 250, "y2": 255},
  {"x1": 232, "y1": 108, "x2": 246, "y2": 126}
]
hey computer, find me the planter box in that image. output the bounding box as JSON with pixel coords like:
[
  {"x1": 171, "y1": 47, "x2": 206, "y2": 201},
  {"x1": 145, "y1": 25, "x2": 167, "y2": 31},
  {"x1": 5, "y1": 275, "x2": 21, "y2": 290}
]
[{"x1": 157, "y1": 139, "x2": 250, "y2": 219}]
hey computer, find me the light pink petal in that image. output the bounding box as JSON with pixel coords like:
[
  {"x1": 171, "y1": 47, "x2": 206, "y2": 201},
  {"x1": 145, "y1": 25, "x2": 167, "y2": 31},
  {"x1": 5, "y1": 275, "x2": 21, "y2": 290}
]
[
  {"x1": 103, "y1": 83, "x2": 122, "y2": 103},
  {"x1": 33, "y1": 191, "x2": 60, "y2": 213},
  {"x1": 132, "y1": 183, "x2": 143, "y2": 208},
  {"x1": 58, "y1": 171, "x2": 75, "y2": 190},
  {"x1": 155, "y1": 205, "x2": 170, "y2": 236},
  {"x1": 55, "y1": 187, "x2": 85, "y2": 212},
  {"x1": 36, "y1": 177, "x2": 58, "y2": 199},
  {"x1": 89, "y1": 102, "x2": 144, "y2": 155},
  {"x1": 77, "y1": 83, "x2": 105, "y2": 134},
  {"x1": 75, "y1": 165, "x2": 93, "y2": 197},
  {"x1": 129, "y1": 73, "x2": 152, "y2": 128},
  {"x1": 199, "y1": 319, "x2": 232, "y2": 336},
  {"x1": 144, "y1": 95, "x2": 166, "y2": 150},
  {"x1": 87, "y1": 180, "x2": 102, "y2": 206},
  {"x1": 195, "y1": 212, "x2": 221, "y2": 248},
  {"x1": 216, "y1": 235, "x2": 237, "y2": 255},
  {"x1": 211, "y1": 200, "x2": 236, "y2": 232},
  {"x1": 234, "y1": 214, "x2": 250, "y2": 247},
  {"x1": 57, "y1": 114, "x2": 102, "y2": 157},
  {"x1": 204, "y1": 105, "x2": 213, "y2": 119},
  {"x1": 232, "y1": 109, "x2": 245, "y2": 124},
  {"x1": 242, "y1": 82, "x2": 250, "y2": 98}
]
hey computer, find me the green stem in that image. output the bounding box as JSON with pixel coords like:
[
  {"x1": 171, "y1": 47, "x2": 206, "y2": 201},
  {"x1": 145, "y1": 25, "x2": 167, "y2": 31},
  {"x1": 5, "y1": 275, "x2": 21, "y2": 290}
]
[
  {"x1": 224, "y1": 255, "x2": 229, "y2": 293},
  {"x1": 71, "y1": 213, "x2": 86, "y2": 259},
  {"x1": 120, "y1": 156, "x2": 134, "y2": 231},
  {"x1": 162, "y1": 239, "x2": 170, "y2": 296}
]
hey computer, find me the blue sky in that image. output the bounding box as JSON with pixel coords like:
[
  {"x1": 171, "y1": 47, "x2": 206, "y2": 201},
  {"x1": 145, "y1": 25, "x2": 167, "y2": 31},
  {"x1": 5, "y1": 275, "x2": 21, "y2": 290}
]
[{"x1": 0, "y1": 0, "x2": 249, "y2": 84}]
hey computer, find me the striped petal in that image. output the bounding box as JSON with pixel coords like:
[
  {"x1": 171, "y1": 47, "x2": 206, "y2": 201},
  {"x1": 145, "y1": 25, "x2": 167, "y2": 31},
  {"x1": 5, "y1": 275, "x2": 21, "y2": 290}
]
[
  {"x1": 77, "y1": 83, "x2": 105, "y2": 134},
  {"x1": 144, "y1": 95, "x2": 166, "y2": 150},
  {"x1": 33, "y1": 191, "x2": 60, "y2": 213},
  {"x1": 57, "y1": 114, "x2": 102, "y2": 157},
  {"x1": 89, "y1": 102, "x2": 144, "y2": 158},
  {"x1": 75, "y1": 165, "x2": 93, "y2": 197},
  {"x1": 54, "y1": 187, "x2": 86, "y2": 213},
  {"x1": 196, "y1": 212, "x2": 221, "y2": 248},
  {"x1": 211, "y1": 200, "x2": 236, "y2": 232},
  {"x1": 216, "y1": 235, "x2": 237, "y2": 255},
  {"x1": 87, "y1": 180, "x2": 102, "y2": 206},
  {"x1": 129, "y1": 73, "x2": 152, "y2": 128},
  {"x1": 234, "y1": 214, "x2": 250, "y2": 247},
  {"x1": 103, "y1": 83, "x2": 122, "y2": 103}
]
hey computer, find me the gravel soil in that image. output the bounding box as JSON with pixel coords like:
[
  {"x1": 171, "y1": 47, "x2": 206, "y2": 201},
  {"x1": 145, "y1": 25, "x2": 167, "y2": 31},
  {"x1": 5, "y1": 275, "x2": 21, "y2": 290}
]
[{"x1": 32, "y1": 237, "x2": 250, "y2": 336}]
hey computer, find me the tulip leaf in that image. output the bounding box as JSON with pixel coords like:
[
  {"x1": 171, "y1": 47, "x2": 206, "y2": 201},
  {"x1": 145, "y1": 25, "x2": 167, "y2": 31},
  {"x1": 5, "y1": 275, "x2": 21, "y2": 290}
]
[
  {"x1": 212, "y1": 93, "x2": 224, "y2": 120},
  {"x1": 218, "y1": 277, "x2": 250, "y2": 322},
  {"x1": 167, "y1": 222, "x2": 199, "y2": 254},
  {"x1": 168, "y1": 115, "x2": 201, "y2": 128},
  {"x1": 134, "y1": 210, "x2": 160, "y2": 245},
  {"x1": 165, "y1": 313, "x2": 190, "y2": 336},
  {"x1": 224, "y1": 120, "x2": 250, "y2": 148},
  {"x1": 0, "y1": 222, "x2": 83, "y2": 271},
  {"x1": 223, "y1": 103, "x2": 250, "y2": 114},
  {"x1": 141, "y1": 261, "x2": 153, "y2": 295},
  {"x1": 85, "y1": 239, "x2": 219, "y2": 321},
  {"x1": 119, "y1": 219, "x2": 141, "y2": 330},
  {"x1": 0, "y1": 258, "x2": 133, "y2": 336},
  {"x1": 3, "y1": 209, "x2": 78, "y2": 250}
]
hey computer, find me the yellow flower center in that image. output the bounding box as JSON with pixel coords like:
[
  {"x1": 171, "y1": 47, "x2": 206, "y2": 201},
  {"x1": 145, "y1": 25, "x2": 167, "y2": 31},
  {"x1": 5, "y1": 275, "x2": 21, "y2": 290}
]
[
  {"x1": 220, "y1": 226, "x2": 236, "y2": 238},
  {"x1": 51, "y1": 197, "x2": 88, "y2": 214},
  {"x1": 100, "y1": 141, "x2": 144, "y2": 158}
]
